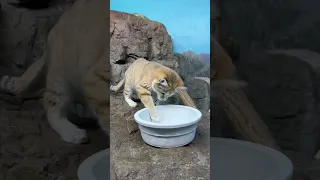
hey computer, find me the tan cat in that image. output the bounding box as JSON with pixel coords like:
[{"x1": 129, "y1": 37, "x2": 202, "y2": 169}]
[
  {"x1": 0, "y1": 0, "x2": 109, "y2": 145},
  {"x1": 110, "y1": 58, "x2": 195, "y2": 122}
]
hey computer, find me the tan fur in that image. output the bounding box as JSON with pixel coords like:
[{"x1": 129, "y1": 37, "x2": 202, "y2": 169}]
[
  {"x1": 110, "y1": 58, "x2": 196, "y2": 122},
  {"x1": 212, "y1": 36, "x2": 237, "y2": 79},
  {"x1": 0, "y1": 0, "x2": 109, "y2": 145},
  {"x1": 211, "y1": 36, "x2": 247, "y2": 89}
]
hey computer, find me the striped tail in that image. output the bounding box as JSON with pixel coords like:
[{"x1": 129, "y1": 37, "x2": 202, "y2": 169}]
[
  {"x1": 0, "y1": 53, "x2": 46, "y2": 96},
  {"x1": 177, "y1": 89, "x2": 197, "y2": 109}
]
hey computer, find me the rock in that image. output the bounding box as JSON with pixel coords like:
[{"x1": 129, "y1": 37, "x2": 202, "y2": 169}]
[
  {"x1": 243, "y1": 49, "x2": 320, "y2": 156},
  {"x1": 133, "y1": 13, "x2": 149, "y2": 20},
  {"x1": 0, "y1": 1, "x2": 70, "y2": 76},
  {"x1": 175, "y1": 51, "x2": 210, "y2": 80},
  {"x1": 110, "y1": 10, "x2": 178, "y2": 84},
  {"x1": 216, "y1": 0, "x2": 320, "y2": 58},
  {"x1": 185, "y1": 77, "x2": 210, "y2": 110},
  {"x1": 199, "y1": 53, "x2": 210, "y2": 64},
  {"x1": 110, "y1": 93, "x2": 210, "y2": 180}
]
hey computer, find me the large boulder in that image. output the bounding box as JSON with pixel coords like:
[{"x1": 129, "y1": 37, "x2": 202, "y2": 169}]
[
  {"x1": 175, "y1": 51, "x2": 210, "y2": 80},
  {"x1": 0, "y1": 2, "x2": 74, "y2": 76},
  {"x1": 243, "y1": 49, "x2": 320, "y2": 156},
  {"x1": 216, "y1": 0, "x2": 320, "y2": 60},
  {"x1": 110, "y1": 10, "x2": 178, "y2": 84}
]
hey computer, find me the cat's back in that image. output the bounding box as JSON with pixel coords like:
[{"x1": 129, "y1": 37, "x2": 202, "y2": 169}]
[
  {"x1": 47, "y1": 0, "x2": 108, "y2": 78},
  {"x1": 125, "y1": 58, "x2": 150, "y2": 74}
]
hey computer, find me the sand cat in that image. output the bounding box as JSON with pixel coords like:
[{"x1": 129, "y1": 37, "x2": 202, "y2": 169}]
[
  {"x1": 0, "y1": 0, "x2": 109, "y2": 145},
  {"x1": 110, "y1": 58, "x2": 194, "y2": 122}
]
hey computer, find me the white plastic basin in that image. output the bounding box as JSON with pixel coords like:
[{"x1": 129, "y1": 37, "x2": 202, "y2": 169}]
[
  {"x1": 134, "y1": 105, "x2": 202, "y2": 148},
  {"x1": 210, "y1": 138, "x2": 293, "y2": 180},
  {"x1": 77, "y1": 149, "x2": 109, "y2": 180}
]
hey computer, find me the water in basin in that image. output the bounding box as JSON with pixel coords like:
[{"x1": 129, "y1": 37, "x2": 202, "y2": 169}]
[{"x1": 134, "y1": 105, "x2": 202, "y2": 128}]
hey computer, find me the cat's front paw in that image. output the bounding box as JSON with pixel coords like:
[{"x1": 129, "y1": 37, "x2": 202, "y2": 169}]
[{"x1": 150, "y1": 116, "x2": 160, "y2": 122}]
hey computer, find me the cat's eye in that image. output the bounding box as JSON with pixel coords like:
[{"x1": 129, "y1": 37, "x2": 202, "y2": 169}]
[
  {"x1": 160, "y1": 78, "x2": 167, "y2": 83},
  {"x1": 159, "y1": 78, "x2": 168, "y2": 87}
]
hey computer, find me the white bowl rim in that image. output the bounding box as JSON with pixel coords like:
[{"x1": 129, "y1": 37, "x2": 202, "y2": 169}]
[
  {"x1": 134, "y1": 105, "x2": 202, "y2": 129},
  {"x1": 211, "y1": 137, "x2": 293, "y2": 179},
  {"x1": 77, "y1": 148, "x2": 109, "y2": 180}
]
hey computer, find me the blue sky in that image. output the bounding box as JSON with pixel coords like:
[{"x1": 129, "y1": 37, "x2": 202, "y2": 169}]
[{"x1": 110, "y1": 0, "x2": 210, "y2": 54}]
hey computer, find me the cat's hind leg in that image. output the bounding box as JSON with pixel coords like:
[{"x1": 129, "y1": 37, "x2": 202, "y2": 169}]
[
  {"x1": 43, "y1": 78, "x2": 88, "y2": 144},
  {"x1": 123, "y1": 84, "x2": 137, "y2": 107}
]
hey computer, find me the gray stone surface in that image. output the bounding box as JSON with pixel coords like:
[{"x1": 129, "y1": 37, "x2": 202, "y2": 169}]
[
  {"x1": 110, "y1": 94, "x2": 210, "y2": 180},
  {"x1": 0, "y1": 99, "x2": 107, "y2": 180},
  {"x1": 0, "y1": 1, "x2": 72, "y2": 76},
  {"x1": 215, "y1": 0, "x2": 320, "y2": 60},
  {"x1": 243, "y1": 50, "x2": 320, "y2": 156},
  {"x1": 185, "y1": 77, "x2": 210, "y2": 111},
  {"x1": 175, "y1": 51, "x2": 210, "y2": 80}
]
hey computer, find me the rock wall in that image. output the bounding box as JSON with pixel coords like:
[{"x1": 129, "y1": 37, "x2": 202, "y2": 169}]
[
  {"x1": 0, "y1": 1, "x2": 75, "y2": 76},
  {"x1": 110, "y1": 10, "x2": 210, "y2": 110},
  {"x1": 215, "y1": 0, "x2": 320, "y2": 156},
  {"x1": 215, "y1": 0, "x2": 320, "y2": 59}
]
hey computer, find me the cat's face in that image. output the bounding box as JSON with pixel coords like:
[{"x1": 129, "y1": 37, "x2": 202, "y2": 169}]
[{"x1": 152, "y1": 77, "x2": 187, "y2": 101}]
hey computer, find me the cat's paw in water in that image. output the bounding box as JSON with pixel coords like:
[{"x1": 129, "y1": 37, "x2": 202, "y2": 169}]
[{"x1": 150, "y1": 116, "x2": 160, "y2": 122}]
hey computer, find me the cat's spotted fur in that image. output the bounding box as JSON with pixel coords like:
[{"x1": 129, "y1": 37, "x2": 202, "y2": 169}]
[
  {"x1": 0, "y1": 0, "x2": 109, "y2": 145},
  {"x1": 110, "y1": 58, "x2": 196, "y2": 122}
]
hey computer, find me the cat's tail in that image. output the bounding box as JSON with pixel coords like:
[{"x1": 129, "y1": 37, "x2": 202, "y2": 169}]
[
  {"x1": 110, "y1": 78, "x2": 125, "y2": 93},
  {"x1": 178, "y1": 89, "x2": 197, "y2": 109},
  {"x1": 0, "y1": 52, "x2": 46, "y2": 96}
]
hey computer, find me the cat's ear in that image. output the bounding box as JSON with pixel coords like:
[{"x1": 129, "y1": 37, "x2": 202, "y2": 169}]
[
  {"x1": 158, "y1": 78, "x2": 168, "y2": 87},
  {"x1": 175, "y1": 86, "x2": 187, "y2": 92}
]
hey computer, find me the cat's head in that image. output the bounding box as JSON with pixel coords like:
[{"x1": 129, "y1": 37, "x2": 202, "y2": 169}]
[{"x1": 152, "y1": 71, "x2": 187, "y2": 101}]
